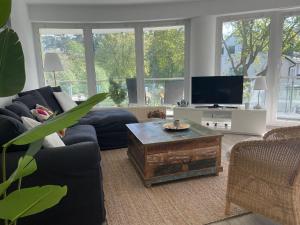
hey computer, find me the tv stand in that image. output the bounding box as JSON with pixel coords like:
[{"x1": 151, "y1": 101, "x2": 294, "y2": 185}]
[
  {"x1": 195, "y1": 105, "x2": 239, "y2": 109},
  {"x1": 174, "y1": 107, "x2": 267, "y2": 136},
  {"x1": 208, "y1": 104, "x2": 222, "y2": 108}
]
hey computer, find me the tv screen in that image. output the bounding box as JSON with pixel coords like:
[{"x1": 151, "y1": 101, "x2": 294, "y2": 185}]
[{"x1": 191, "y1": 76, "x2": 243, "y2": 105}]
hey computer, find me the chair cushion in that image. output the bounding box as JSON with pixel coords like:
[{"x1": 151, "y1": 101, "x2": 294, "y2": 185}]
[
  {"x1": 18, "y1": 86, "x2": 63, "y2": 114},
  {"x1": 0, "y1": 108, "x2": 22, "y2": 122},
  {"x1": 6, "y1": 102, "x2": 35, "y2": 119},
  {"x1": 62, "y1": 125, "x2": 98, "y2": 146},
  {"x1": 0, "y1": 115, "x2": 28, "y2": 152},
  {"x1": 13, "y1": 91, "x2": 50, "y2": 110}
]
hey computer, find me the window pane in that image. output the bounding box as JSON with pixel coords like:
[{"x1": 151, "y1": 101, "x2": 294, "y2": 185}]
[
  {"x1": 144, "y1": 25, "x2": 185, "y2": 106},
  {"x1": 39, "y1": 29, "x2": 88, "y2": 101},
  {"x1": 221, "y1": 18, "x2": 270, "y2": 108},
  {"x1": 93, "y1": 28, "x2": 136, "y2": 106},
  {"x1": 277, "y1": 16, "x2": 300, "y2": 121}
]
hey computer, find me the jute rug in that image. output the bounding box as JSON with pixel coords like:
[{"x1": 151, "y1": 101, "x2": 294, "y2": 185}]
[{"x1": 101, "y1": 135, "x2": 247, "y2": 225}]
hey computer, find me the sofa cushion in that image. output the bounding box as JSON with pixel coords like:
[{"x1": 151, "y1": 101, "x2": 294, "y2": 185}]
[
  {"x1": 0, "y1": 108, "x2": 22, "y2": 122},
  {"x1": 19, "y1": 86, "x2": 63, "y2": 114},
  {"x1": 13, "y1": 91, "x2": 50, "y2": 110},
  {"x1": 62, "y1": 125, "x2": 98, "y2": 146},
  {"x1": 53, "y1": 92, "x2": 77, "y2": 112},
  {"x1": 21, "y1": 117, "x2": 65, "y2": 148},
  {"x1": 79, "y1": 109, "x2": 138, "y2": 132},
  {"x1": 6, "y1": 102, "x2": 35, "y2": 119},
  {"x1": 0, "y1": 115, "x2": 28, "y2": 152},
  {"x1": 52, "y1": 86, "x2": 62, "y2": 92},
  {"x1": 78, "y1": 109, "x2": 138, "y2": 149}
]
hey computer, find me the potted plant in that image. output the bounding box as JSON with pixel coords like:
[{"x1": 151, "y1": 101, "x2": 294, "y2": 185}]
[
  {"x1": 243, "y1": 80, "x2": 252, "y2": 109},
  {"x1": 0, "y1": 2, "x2": 107, "y2": 225},
  {"x1": 109, "y1": 78, "x2": 126, "y2": 107}
]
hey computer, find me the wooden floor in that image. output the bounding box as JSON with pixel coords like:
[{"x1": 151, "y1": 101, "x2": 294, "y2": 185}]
[{"x1": 208, "y1": 213, "x2": 280, "y2": 225}]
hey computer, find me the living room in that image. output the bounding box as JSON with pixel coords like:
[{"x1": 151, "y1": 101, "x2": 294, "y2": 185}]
[{"x1": 0, "y1": 0, "x2": 300, "y2": 224}]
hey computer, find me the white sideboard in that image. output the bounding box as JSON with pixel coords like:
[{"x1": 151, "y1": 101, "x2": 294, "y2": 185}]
[{"x1": 174, "y1": 107, "x2": 267, "y2": 136}]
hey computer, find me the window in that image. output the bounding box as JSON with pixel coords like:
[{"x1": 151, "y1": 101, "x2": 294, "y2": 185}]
[
  {"x1": 93, "y1": 28, "x2": 136, "y2": 106},
  {"x1": 143, "y1": 26, "x2": 185, "y2": 106},
  {"x1": 39, "y1": 29, "x2": 88, "y2": 100},
  {"x1": 277, "y1": 16, "x2": 300, "y2": 121},
  {"x1": 36, "y1": 22, "x2": 187, "y2": 107},
  {"x1": 221, "y1": 18, "x2": 271, "y2": 108}
]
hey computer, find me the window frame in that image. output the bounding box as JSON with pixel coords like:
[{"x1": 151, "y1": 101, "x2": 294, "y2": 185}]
[
  {"x1": 215, "y1": 10, "x2": 300, "y2": 126},
  {"x1": 32, "y1": 20, "x2": 190, "y2": 105}
]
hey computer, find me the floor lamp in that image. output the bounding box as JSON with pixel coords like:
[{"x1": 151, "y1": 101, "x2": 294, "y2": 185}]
[
  {"x1": 253, "y1": 76, "x2": 267, "y2": 109},
  {"x1": 44, "y1": 53, "x2": 64, "y2": 86}
]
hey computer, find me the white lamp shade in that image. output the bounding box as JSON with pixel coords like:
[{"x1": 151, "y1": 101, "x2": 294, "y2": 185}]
[
  {"x1": 254, "y1": 76, "x2": 267, "y2": 91},
  {"x1": 44, "y1": 53, "x2": 64, "y2": 72}
]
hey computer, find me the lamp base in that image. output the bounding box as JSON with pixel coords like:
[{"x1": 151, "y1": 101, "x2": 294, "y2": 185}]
[{"x1": 254, "y1": 104, "x2": 262, "y2": 110}]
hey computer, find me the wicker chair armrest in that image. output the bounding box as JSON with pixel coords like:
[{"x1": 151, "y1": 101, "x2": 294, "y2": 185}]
[
  {"x1": 263, "y1": 126, "x2": 300, "y2": 140},
  {"x1": 229, "y1": 138, "x2": 300, "y2": 186}
]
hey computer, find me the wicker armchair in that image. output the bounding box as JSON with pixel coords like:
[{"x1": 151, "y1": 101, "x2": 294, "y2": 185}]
[{"x1": 225, "y1": 126, "x2": 300, "y2": 225}]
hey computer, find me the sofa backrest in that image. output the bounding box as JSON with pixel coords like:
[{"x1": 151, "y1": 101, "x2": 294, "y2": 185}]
[
  {"x1": 18, "y1": 86, "x2": 63, "y2": 114},
  {"x1": 0, "y1": 115, "x2": 28, "y2": 152}
]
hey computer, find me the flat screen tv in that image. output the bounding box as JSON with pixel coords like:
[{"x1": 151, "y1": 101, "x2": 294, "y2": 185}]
[{"x1": 191, "y1": 76, "x2": 243, "y2": 106}]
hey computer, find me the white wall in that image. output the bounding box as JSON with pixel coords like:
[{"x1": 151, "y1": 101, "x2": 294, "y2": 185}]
[
  {"x1": 10, "y1": 0, "x2": 39, "y2": 92},
  {"x1": 190, "y1": 16, "x2": 216, "y2": 76},
  {"x1": 27, "y1": 0, "x2": 300, "y2": 23}
]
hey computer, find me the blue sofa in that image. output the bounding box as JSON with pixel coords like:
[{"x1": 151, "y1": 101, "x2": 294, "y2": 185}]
[
  {"x1": 0, "y1": 114, "x2": 106, "y2": 225},
  {"x1": 16, "y1": 86, "x2": 138, "y2": 150},
  {"x1": 0, "y1": 86, "x2": 139, "y2": 225}
]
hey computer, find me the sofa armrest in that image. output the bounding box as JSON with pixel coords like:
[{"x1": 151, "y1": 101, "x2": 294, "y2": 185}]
[
  {"x1": 36, "y1": 142, "x2": 101, "y2": 173},
  {"x1": 3, "y1": 142, "x2": 106, "y2": 225}
]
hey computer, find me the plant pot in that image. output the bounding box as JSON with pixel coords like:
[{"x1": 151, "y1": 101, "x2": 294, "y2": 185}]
[{"x1": 245, "y1": 102, "x2": 250, "y2": 110}]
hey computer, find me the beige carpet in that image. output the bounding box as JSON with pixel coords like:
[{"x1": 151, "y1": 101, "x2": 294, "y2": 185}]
[{"x1": 101, "y1": 134, "x2": 248, "y2": 225}]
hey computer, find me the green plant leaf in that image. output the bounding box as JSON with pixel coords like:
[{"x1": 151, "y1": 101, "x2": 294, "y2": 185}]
[
  {"x1": 0, "y1": 185, "x2": 67, "y2": 222},
  {"x1": 0, "y1": 156, "x2": 37, "y2": 196},
  {"x1": 0, "y1": 181, "x2": 10, "y2": 197},
  {"x1": 0, "y1": 28, "x2": 25, "y2": 97},
  {"x1": 0, "y1": 0, "x2": 11, "y2": 28},
  {"x1": 3, "y1": 93, "x2": 108, "y2": 147},
  {"x1": 0, "y1": 141, "x2": 42, "y2": 196}
]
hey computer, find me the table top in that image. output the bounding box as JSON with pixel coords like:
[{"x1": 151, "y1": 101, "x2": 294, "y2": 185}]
[{"x1": 126, "y1": 120, "x2": 223, "y2": 145}]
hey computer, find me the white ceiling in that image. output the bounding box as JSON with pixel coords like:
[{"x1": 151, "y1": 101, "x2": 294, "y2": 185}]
[{"x1": 25, "y1": 0, "x2": 204, "y2": 5}]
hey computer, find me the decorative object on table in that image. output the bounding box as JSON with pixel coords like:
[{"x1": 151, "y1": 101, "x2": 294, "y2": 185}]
[
  {"x1": 44, "y1": 52, "x2": 64, "y2": 86},
  {"x1": 147, "y1": 109, "x2": 166, "y2": 119},
  {"x1": 163, "y1": 121, "x2": 190, "y2": 131},
  {"x1": 177, "y1": 99, "x2": 189, "y2": 107},
  {"x1": 109, "y1": 78, "x2": 126, "y2": 107},
  {"x1": 253, "y1": 76, "x2": 267, "y2": 109},
  {"x1": 173, "y1": 119, "x2": 180, "y2": 129}
]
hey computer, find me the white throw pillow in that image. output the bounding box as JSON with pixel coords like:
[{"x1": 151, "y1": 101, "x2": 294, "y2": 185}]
[
  {"x1": 21, "y1": 117, "x2": 65, "y2": 148},
  {"x1": 53, "y1": 92, "x2": 77, "y2": 112}
]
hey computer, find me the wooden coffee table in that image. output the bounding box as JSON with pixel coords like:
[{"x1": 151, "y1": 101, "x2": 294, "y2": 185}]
[{"x1": 126, "y1": 120, "x2": 223, "y2": 187}]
